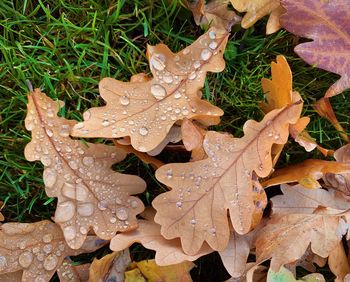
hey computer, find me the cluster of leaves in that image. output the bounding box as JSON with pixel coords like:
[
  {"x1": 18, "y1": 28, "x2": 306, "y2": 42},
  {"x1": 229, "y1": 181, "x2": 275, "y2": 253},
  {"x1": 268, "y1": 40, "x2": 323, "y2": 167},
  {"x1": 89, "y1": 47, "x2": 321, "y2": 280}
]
[{"x1": 1, "y1": 0, "x2": 350, "y2": 281}]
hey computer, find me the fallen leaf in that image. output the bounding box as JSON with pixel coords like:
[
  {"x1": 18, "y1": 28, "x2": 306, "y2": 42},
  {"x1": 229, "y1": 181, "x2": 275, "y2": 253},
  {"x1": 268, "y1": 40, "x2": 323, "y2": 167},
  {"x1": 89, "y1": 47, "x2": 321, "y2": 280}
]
[
  {"x1": 0, "y1": 271, "x2": 23, "y2": 282},
  {"x1": 152, "y1": 102, "x2": 302, "y2": 255},
  {"x1": 110, "y1": 210, "x2": 212, "y2": 266},
  {"x1": 24, "y1": 89, "x2": 146, "y2": 249},
  {"x1": 181, "y1": 118, "x2": 207, "y2": 161},
  {"x1": 271, "y1": 184, "x2": 350, "y2": 214},
  {"x1": 230, "y1": 0, "x2": 284, "y2": 34},
  {"x1": 147, "y1": 125, "x2": 182, "y2": 156},
  {"x1": 267, "y1": 266, "x2": 325, "y2": 282},
  {"x1": 125, "y1": 268, "x2": 147, "y2": 282},
  {"x1": 57, "y1": 258, "x2": 90, "y2": 282},
  {"x1": 323, "y1": 144, "x2": 350, "y2": 198},
  {"x1": 186, "y1": 0, "x2": 241, "y2": 31},
  {"x1": 254, "y1": 211, "x2": 350, "y2": 271},
  {"x1": 313, "y1": 98, "x2": 349, "y2": 142},
  {"x1": 71, "y1": 27, "x2": 228, "y2": 152},
  {"x1": 328, "y1": 241, "x2": 350, "y2": 282},
  {"x1": 281, "y1": 0, "x2": 350, "y2": 97},
  {"x1": 88, "y1": 250, "x2": 131, "y2": 282},
  {"x1": 262, "y1": 159, "x2": 350, "y2": 189},
  {"x1": 135, "y1": 259, "x2": 194, "y2": 282},
  {"x1": 0, "y1": 220, "x2": 105, "y2": 281}
]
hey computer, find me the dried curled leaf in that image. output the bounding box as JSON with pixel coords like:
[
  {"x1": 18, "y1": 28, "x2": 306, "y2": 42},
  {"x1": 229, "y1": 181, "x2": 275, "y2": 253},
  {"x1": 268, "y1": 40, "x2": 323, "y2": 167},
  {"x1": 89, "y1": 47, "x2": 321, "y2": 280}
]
[
  {"x1": 262, "y1": 159, "x2": 350, "y2": 189},
  {"x1": 254, "y1": 211, "x2": 350, "y2": 271},
  {"x1": 267, "y1": 266, "x2": 325, "y2": 282},
  {"x1": 24, "y1": 89, "x2": 146, "y2": 249},
  {"x1": 0, "y1": 220, "x2": 105, "y2": 281},
  {"x1": 110, "y1": 209, "x2": 212, "y2": 265},
  {"x1": 72, "y1": 27, "x2": 227, "y2": 152},
  {"x1": 328, "y1": 242, "x2": 350, "y2": 282},
  {"x1": 152, "y1": 102, "x2": 302, "y2": 255},
  {"x1": 230, "y1": 0, "x2": 284, "y2": 34},
  {"x1": 281, "y1": 0, "x2": 350, "y2": 97},
  {"x1": 271, "y1": 184, "x2": 350, "y2": 215},
  {"x1": 186, "y1": 0, "x2": 241, "y2": 31}
]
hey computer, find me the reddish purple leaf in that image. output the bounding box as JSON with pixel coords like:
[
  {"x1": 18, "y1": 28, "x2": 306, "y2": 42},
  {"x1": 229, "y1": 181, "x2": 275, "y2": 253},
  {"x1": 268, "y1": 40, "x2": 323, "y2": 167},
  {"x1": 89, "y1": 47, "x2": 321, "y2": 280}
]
[{"x1": 281, "y1": 0, "x2": 350, "y2": 97}]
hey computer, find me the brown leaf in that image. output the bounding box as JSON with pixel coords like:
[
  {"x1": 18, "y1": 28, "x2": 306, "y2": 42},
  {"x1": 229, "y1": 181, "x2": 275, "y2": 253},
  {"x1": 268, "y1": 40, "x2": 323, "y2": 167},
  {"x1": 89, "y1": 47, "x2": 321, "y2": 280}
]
[
  {"x1": 152, "y1": 102, "x2": 302, "y2": 255},
  {"x1": 71, "y1": 27, "x2": 227, "y2": 152},
  {"x1": 57, "y1": 258, "x2": 90, "y2": 282},
  {"x1": 24, "y1": 89, "x2": 146, "y2": 249},
  {"x1": 0, "y1": 220, "x2": 105, "y2": 281},
  {"x1": 88, "y1": 250, "x2": 131, "y2": 282},
  {"x1": 254, "y1": 211, "x2": 350, "y2": 271},
  {"x1": 281, "y1": 0, "x2": 350, "y2": 98},
  {"x1": 313, "y1": 98, "x2": 349, "y2": 142},
  {"x1": 324, "y1": 144, "x2": 350, "y2": 198},
  {"x1": 0, "y1": 271, "x2": 23, "y2": 282},
  {"x1": 110, "y1": 210, "x2": 212, "y2": 266},
  {"x1": 262, "y1": 159, "x2": 350, "y2": 189},
  {"x1": 147, "y1": 125, "x2": 182, "y2": 156},
  {"x1": 134, "y1": 259, "x2": 194, "y2": 282},
  {"x1": 271, "y1": 184, "x2": 350, "y2": 215},
  {"x1": 186, "y1": 0, "x2": 241, "y2": 31},
  {"x1": 328, "y1": 242, "x2": 350, "y2": 282},
  {"x1": 230, "y1": 0, "x2": 284, "y2": 34}
]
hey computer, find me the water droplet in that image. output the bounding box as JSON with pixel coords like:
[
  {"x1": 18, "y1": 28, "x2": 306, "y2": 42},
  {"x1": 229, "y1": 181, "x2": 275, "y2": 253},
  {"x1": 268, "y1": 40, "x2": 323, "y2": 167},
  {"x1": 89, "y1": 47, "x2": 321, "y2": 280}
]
[
  {"x1": 47, "y1": 108, "x2": 55, "y2": 117},
  {"x1": 120, "y1": 96, "x2": 130, "y2": 106},
  {"x1": 63, "y1": 226, "x2": 76, "y2": 241},
  {"x1": 83, "y1": 110, "x2": 91, "y2": 121},
  {"x1": 130, "y1": 200, "x2": 138, "y2": 208},
  {"x1": 209, "y1": 30, "x2": 216, "y2": 39},
  {"x1": 151, "y1": 84, "x2": 167, "y2": 100},
  {"x1": 209, "y1": 41, "x2": 218, "y2": 50},
  {"x1": 19, "y1": 251, "x2": 33, "y2": 268},
  {"x1": 0, "y1": 256, "x2": 7, "y2": 270},
  {"x1": 150, "y1": 54, "x2": 166, "y2": 71},
  {"x1": 116, "y1": 208, "x2": 128, "y2": 220},
  {"x1": 167, "y1": 169, "x2": 173, "y2": 179},
  {"x1": 183, "y1": 49, "x2": 190, "y2": 55},
  {"x1": 40, "y1": 155, "x2": 51, "y2": 166},
  {"x1": 35, "y1": 276, "x2": 46, "y2": 282},
  {"x1": 43, "y1": 244, "x2": 53, "y2": 254},
  {"x1": 45, "y1": 128, "x2": 53, "y2": 137},
  {"x1": 201, "y1": 49, "x2": 212, "y2": 61},
  {"x1": 190, "y1": 219, "x2": 197, "y2": 226},
  {"x1": 55, "y1": 201, "x2": 75, "y2": 222},
  {"x1": 110, "y1": 217, "x2": 117, "y2": 223},
  {"x1": 268, "y1": 132, "x2": 273, "y2": 137},
  {"x1": 43, "y1": 254, "x2": 58, "y2": 271},
  {"x1": 139, "y1": 127, "x2": 149, "y2": 136},
  {"x1": 193, "y1": 61, "x2": 201, "y2": 69},
  {"x1": 80, "y1": 226, "x2": 88, "y2": 234},
  {"x1": 182, "y1": 109, "x2": 189, "y2": 116},
  {"x1": 77, "y1": 203, "x2": 94, "y2": 216},
  {"x1": 176, "y1": 201, "x2": 182, "y2": 208},
  {"x1": 188, "y1": 71, "x2": 196, "y2": 80},
  {"x1": 174, "y1": 91, "x2": 182, "y2": 99},
  {"x1": 208, "y1": 227, "x2": 216, "y2": 236},
  {"x1": 163, "y1": 74, "x2": 173, "y2": 84},
  {"x1": 68, "y1": 160, "x2": 78, "y2": 170},
  {"x1": 43, "y1": 234, "x2": 53, "y2": 243},
  {"x1": 98, "y1": 200, "x2": 108, "y2": 211},
  {"x1": 82, "y1": 156, "x2": 94, "y2": 166},
  {"x1": 274, "y1": 134, "x2": 280, "y2": 140},
  {"x1": 258, "y1": 164, "x2": 263, "y2": 171},
  {"x1": 59, "y1": 124, "x2": 70, "y2": 137},
  {"x1": 76, "y1": 183, "x2": 89, "y2": 201},
  {"x1": 102, "y1": 119, "x2": 110, "y2": 127}
]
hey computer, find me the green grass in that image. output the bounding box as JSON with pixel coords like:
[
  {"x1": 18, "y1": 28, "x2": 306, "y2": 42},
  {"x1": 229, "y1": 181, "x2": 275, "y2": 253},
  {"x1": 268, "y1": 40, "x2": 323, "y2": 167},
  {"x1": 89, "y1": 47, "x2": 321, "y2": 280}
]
[{"x1": 0, "y1": 0, "x2": 349, "y2": 281}]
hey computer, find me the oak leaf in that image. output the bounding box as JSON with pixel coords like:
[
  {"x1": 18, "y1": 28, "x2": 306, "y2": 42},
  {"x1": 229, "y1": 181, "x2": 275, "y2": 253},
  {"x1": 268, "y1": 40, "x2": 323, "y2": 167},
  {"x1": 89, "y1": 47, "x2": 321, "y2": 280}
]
[
  {"x1": 110, "y1": 209, "x2": 212, "y2": 266},
  {"x1": 267, "y1": 266, "x2": 325, "y2": 282},
  {"x1": 0, "y1": 220, "x2": 105, "y2": 281},
  {"x1": 328, "y1": 242, "x2": 350, "y2": 282},
  {"x1": 152, "y1": 102, "x2": 302, "y2": 255},
  {"x1": 271, "y1": 184, "x2": 350, "y2": 215},
  {"x1": 254, "y1": 211, "x2": 350, "y2": 271},
  {"x1": 230, "y1": 0, "x2": 284, "y2": 34},
  {"x1": 57, "y1": 258, "x2": 90, "y2": 282},
  {"x1": 186, "y1": 0, "x2": 241, "y2": 31},
  {"x1": 24, "y1": 89, "x2": 146, "y2": 249},
  {"x1": 262, "y1": 159, "x2": 350, "y2": 189},
  {"x1": 71, "y1": 27, "x2": 228, "y2": 152},
  {"x1": 281, "y1": 0, "x2": 350, "y2": 97}
]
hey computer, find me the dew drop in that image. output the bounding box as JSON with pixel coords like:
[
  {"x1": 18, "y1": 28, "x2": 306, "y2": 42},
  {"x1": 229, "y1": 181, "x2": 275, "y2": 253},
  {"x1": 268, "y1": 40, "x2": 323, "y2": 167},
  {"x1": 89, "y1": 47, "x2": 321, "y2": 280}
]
[
  {"x1": 163, "y1": 74, "x2": 173, "y2": 84},
  {"x1": 120, "y1": 96, "x2": 130, "y2": 106},
  {"x1": 0, "y1": 256, "x2": 7, "y2": 270},
  {"x1": 55, "y1": 201, "x2": 75, "y2": 222},
  {"x1": 193, "y1": 61, "x2": 201, "y2": 69},
  {"x1": 18, "y1": 251, "x2": 33, "y2": 268},
  {"x1": 130, "y1": 200, "x2": 138, "y2": 208},
  {"x1": 35, "y1": 276, "x2": 46, "y2": 282},
  {"x1": 268, "y1": 132, "x2": 273, "y2": 137},
  {"x1": 68, "y1": 160, "x2": 78, "y2": 170},
  {"x1": 174, "y1": 91, "x2": 182, "y2": 99},
  {"x1": 182, "y1": 109, "x2": 189, "y2": 116},
  {"x1": 98, "y1": 200, "x2": 108, "y2": 211},
  {"x1": 150, "y1": 84, "x2": 167, "y2": 100},
  {"x1": 82, "y1": 156, "x2": 94, "y2": 166},
  {"x1": 258, "y1": 164, "x2": 263, "y2": 171},
  {"x1": 102, "y1": 119, "x2": 110, "y2": 127},
  {"x1": 209, "y1": 30, "x2": 216, "y2": 39},
  {"x1": 183, "y1": 49, "x2": 190, "y2": 55},
  {"x1": 208, "y1": 227, "x2": 216, "y2": 236},
  {"x1": 116, "y1": 208, "x2": 128, "y2": 220},
  {"x1": 83, "y1": 110, "x2": 91, "y2": 121},
  {"x1": 43, "y1": 234, "x2": 53, "y2": 243},
  {"x1": 63, "y1": 226, "x2": 76, "y2": 241},
  {"x1": 110, "y1": 217, "x2": 117, "y2": 223},
  {"x1": 201, "y1": 49, "x2": 212, "y2": 61},
  {"x1": 80, "y1": 226, "x2": 88, "y2": 234},
  {"x1": 139, "y1": 127, "x2": 149, "y2": 136},
  {"x1": 76, "y1": 183, "x2": 89, "y2": 201},
  {"x1": 150, "y1": 54, "x2": 166, "y2": 71},
  {"x1": 77, "y1": 203, "x2": 94, "y2": 217},
  {"x1": 274, "y1": 134, "x2": 280, "y2": 140},
  {"x1": 43, "y1": 254, "x2": 58, "y2": 271},
  {"x1": 188, "y1": 71, "x2": 196, "y2": 80},
  {"x1": 40, "y1": 155, "x2": 51, "y2": 166},
  {"x1": 43, "y1": 244, "x2": 53, "y2": 254},
  {"x1": 209, "y1": 41, "x2": 218, "y2": 50},
  {"x1": 190, "y1": 219, "x2": 197, "y2": 226},
  {"x1": 176, "y1": 201, "x2": 182, "y2": 208},
  {"x1": 166, "y1": 169, "x2": 173, "y2": 179},
  {"x1": 45, "y1": 128, "x2": 54, "y2": 137},
  {"x1": 59, "y1": 124, "x2": 70, "y2": 137}
]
